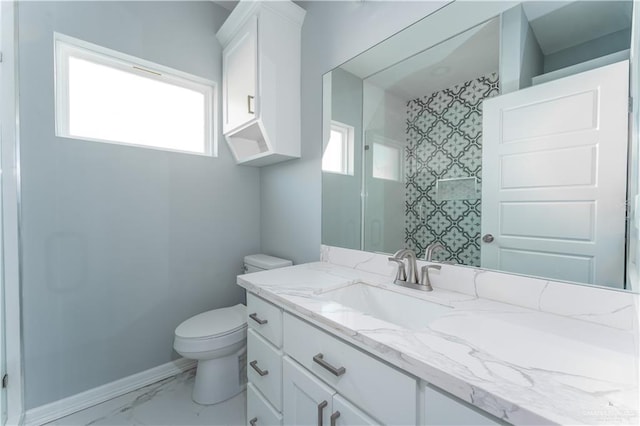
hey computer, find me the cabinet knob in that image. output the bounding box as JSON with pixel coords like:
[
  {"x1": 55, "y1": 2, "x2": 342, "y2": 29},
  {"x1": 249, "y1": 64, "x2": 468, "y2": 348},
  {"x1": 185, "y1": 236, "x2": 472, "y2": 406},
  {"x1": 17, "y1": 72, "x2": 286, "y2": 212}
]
[
  {"x1": 317, "y1": 400, "x2": 328, "y2": 426},
  {"x1": 249, "y1": 360, "x2": 269, "y2": 377},
  {"x1": 330, "y1": 411, "x2": 341, "y2": 426},
  {"x1": 313, "y1": 353, "x2": 346, "y2": 377},
  {"x1": 249, "y1": 313, "x2": 268, "y2": 325},
  {"x1": 247, "y1": 95, "x2": 255, "y2": 114},
  {"x1": 249, "y1": 417, "x2": 257, "y2": 426}
]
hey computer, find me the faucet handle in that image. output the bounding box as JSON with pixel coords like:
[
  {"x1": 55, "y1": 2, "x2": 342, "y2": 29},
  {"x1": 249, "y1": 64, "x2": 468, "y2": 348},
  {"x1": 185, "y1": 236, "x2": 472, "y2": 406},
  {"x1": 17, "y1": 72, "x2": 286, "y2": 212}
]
[
  {"x1": 420, "y1": 264, "x2": 441, "y2": 291},
  {"x1": 388, "y1": 257, "x2": 407, "y2": 283}
]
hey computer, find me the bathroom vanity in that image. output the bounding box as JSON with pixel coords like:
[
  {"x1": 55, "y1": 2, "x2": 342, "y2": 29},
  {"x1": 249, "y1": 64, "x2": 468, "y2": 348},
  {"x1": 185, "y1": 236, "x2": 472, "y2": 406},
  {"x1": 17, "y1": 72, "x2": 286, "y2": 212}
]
[{"x1": 239, "y1": 248, "x2": 639, "y2": 425}]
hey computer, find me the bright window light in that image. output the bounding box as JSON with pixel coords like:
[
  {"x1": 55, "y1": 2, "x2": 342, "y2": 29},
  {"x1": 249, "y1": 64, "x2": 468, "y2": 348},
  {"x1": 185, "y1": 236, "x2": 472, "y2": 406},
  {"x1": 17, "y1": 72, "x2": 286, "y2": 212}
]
[
  {"x1": 55, "y1": 33, "x2": 216, "y2": 156},
  {"x1": 372, "y1": 141, "x2": 403, "y2": 181},
  {"x1": 322, "y1": 121, "x2": 354, "y2": 175}
]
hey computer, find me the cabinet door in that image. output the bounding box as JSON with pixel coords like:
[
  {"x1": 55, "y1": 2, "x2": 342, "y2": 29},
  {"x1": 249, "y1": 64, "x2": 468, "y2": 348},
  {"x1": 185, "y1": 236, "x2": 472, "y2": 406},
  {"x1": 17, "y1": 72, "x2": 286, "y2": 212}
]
[
  {"x1": 247, "y1": 383, "x2": 282, "y2": 426},
  {"x1": 283, "y1": 357, "x2": 335, "y2": 426},
  {"x1": 424, "y1": 384, "x2": 504, "y2": 425},
  {"x1": 248, "y1": 329, "x2": 283, "y2": 411},
  {"x1": 331, "y1": 395, "x2": 378, "y2": 426},
  {"x1": 223, "y1": 15, "x2": 258, "y2": 133}
]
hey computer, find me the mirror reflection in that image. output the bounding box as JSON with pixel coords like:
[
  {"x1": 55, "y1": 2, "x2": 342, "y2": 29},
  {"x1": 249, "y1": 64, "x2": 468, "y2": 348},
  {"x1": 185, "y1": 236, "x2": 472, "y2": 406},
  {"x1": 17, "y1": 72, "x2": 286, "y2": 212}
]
[{"x1": 322, "y1": 0, "x2": 637, "y2": 291}]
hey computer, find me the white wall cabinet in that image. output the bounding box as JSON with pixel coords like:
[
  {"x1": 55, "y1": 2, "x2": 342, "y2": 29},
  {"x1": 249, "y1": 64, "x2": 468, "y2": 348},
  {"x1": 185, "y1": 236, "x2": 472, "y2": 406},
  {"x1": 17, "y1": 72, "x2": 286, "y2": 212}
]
[
  {"x1": 217, "y1": 0, "x2": 305, "y2": 166},
  {"x1": 223, "y1": 16, "x2": 258, "y2": 133}
]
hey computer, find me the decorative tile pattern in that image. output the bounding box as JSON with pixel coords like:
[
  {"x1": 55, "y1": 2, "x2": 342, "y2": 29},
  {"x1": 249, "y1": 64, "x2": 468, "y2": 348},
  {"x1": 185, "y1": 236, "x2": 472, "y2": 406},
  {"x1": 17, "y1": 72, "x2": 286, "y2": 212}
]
[{"x1": 405, "y1": 72, "x2": 499, "y2": 265}]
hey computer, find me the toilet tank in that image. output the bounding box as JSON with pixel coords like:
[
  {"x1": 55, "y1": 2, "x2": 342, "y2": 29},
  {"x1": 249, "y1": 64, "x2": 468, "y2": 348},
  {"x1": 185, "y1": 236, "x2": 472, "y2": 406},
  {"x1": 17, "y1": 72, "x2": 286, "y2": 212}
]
[{"x1": 243, "y1": 254, "x2": 292, "y2": 274}]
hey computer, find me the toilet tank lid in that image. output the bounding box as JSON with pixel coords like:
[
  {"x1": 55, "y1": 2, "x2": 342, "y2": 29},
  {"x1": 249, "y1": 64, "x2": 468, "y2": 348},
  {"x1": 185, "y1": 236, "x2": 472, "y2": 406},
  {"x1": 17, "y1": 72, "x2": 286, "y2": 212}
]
[
  {"x1": 175, "y1": 304, "x2": 246, "y2": 339},
  {"x1": 244, "y1": 254, "x2": 292, "y2": 270}
]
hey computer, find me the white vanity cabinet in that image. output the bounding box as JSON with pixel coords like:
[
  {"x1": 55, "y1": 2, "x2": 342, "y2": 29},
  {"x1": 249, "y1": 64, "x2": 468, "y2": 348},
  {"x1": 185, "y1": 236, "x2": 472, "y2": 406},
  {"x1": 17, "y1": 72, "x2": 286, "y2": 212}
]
[
  {"x1": 283, "y1": 357, "x2": 377, "y2": 426},
  {"x1": 216, "y1": 0, "x2": 305, "y2": 166},
  {"x1": 423, "y1": 384, "x2": 504, "y2": 425},
  {"x1": 246, "y1": 292, "x2": 505, "y2": 426},
  {"x1": 283, "y1": 312, "x2": 417, "y2": 425},
  {"x1": 246, "y1": 293, "x2": 284, "y2": 426}
]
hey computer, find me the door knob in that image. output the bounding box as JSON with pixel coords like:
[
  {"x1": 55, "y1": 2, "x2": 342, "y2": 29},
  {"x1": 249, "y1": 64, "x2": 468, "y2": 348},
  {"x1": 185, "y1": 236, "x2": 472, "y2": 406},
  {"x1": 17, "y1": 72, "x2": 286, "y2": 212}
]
[{"x1": 482, "y1": 234, "x2": 494, "y2": 243}]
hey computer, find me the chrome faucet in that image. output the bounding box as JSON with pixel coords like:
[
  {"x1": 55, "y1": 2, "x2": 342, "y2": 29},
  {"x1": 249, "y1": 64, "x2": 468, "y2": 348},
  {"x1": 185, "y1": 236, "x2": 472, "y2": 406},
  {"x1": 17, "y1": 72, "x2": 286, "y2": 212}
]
[
  {"x1": 389, "y1": 248, "x2": 438, "y2": 291},
  {"x1": 389, "y1": 249, "x2": 419, "y2": 284},
  {"x1": 420, "y1": 264, "x2": 441, "y2": 291},
  {"x1": 424, "y1": 242, "x2": 446, "y2": 261}
]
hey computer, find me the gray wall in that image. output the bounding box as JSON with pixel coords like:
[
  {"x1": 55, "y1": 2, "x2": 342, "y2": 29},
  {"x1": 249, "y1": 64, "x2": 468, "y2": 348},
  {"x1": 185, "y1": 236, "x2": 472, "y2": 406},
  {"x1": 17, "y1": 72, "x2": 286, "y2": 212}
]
[
  {"x1": 18, "y1": 1, "x2": 261, "y2": 409},
  {"x1": 322, "y1": 68, "x2": 363, "y2": 250},
  {"x1": 361, "y1": 84, "x2": 405, "y2": 254},
  {"x1": 261, "y1": 0, "x2": 449, "y2": 263},
  {"x1": 544, "y1": 29, "x2": 631, "y2": 73},
  {"x1": 500, "y1": 4, "x2": 543, "y2": 93}
]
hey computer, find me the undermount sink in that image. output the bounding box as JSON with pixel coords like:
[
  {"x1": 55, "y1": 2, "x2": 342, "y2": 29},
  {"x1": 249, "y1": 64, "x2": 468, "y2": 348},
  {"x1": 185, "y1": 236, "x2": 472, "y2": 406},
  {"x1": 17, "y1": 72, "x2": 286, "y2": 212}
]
[{"x1": 318, "y1": 282, "x2": 452, "y2": 330}]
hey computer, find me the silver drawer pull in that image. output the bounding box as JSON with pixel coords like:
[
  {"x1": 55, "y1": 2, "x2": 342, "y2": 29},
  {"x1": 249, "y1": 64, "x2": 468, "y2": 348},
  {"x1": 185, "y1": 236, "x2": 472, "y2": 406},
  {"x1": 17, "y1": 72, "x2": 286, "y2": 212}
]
[
  {"x1": 249, "y1": 417, "x2": 257, "y2": 426},
  {"x1": 330, "y1": 411, "x2": 341, "y2": 426},
  {"x1": 249, "y1": 313, "x2": 268, "y2": 325},
  {"x1": 313, "y1": 353, "x2": 346, "y2": 377},
  {"x1": 248, "y1": 95, "x2": 255, "y2": 114},
  {"x1": 317, "y1": 400, "x2": 328, "y2": 426},
  {"x1": 249, "y1": 360, "x2": 269, "y2": 377}
]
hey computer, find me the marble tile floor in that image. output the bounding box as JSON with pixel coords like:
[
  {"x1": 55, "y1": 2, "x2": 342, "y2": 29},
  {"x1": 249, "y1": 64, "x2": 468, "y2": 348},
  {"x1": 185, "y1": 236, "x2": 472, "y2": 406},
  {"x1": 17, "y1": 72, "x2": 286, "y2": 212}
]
[{"x1": 46, "y1": 369, "x2": 246, "y2": 426}]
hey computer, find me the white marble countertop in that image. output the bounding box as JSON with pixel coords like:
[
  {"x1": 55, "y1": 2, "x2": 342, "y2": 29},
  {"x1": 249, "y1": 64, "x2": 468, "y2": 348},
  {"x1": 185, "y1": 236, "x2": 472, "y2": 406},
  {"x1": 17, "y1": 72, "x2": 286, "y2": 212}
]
[{"x1": 238, "y1": 262, "x2": 639, "y2": 425}]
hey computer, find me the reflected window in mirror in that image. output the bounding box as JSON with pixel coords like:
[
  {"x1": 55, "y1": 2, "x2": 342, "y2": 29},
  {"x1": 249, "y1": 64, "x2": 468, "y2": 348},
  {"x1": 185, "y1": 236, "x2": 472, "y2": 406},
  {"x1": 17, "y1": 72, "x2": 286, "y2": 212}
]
[
  {"x1": 372, "y1": 140, "x2": 403, "y2": 182},
  {"x1": 321, "y1": 0, "x2": 639, "y2": 293},
  {"x1": 322, "y1": 120, "x2": 355, "y2": 175}
]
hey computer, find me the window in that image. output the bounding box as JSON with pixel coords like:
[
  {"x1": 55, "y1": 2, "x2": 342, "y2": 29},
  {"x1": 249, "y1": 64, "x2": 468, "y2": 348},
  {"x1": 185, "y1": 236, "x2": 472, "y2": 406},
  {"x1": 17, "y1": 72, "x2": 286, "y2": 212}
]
[
  {"x1": 372, "y1": 137, "x2": 403, "y2": 182},
  {"x1": 322, "y1": 121, "x2": 355, "y2": 175},
  {"x1": 54, "y1": 33, "x2": 216, "y2": 156}
]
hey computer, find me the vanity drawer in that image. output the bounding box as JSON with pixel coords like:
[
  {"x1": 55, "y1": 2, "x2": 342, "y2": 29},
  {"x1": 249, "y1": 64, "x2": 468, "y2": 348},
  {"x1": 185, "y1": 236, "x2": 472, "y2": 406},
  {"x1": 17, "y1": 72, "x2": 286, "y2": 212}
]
[
  {"x1": 247, "y1": 293, "x2": 283, "y2": 348},
  {"x1": 283, "y1": 313, "x2": 417, "y2": 425},
  {"x1": 247, "y1": 383, "x2": 282, "y2": 426},
  {"x1": 248, "y1": 328, "x2": 283, "y2": 411}
]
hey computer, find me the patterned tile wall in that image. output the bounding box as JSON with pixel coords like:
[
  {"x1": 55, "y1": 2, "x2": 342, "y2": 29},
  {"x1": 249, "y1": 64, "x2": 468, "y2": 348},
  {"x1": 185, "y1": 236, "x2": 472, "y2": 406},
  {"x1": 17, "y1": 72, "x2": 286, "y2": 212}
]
[{"x1": 405, "y1": 72, "x2": 499, "y2": 266}]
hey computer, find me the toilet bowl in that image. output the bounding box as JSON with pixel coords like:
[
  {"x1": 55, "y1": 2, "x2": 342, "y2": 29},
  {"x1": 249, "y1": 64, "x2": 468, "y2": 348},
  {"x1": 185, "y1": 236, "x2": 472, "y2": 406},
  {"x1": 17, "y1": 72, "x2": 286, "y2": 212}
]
[
  {"x1": 174, "y1": 254, "x2": 292, "y2": 405},
  {"x1": 173, "y1": 304, "x2": 247, "y2": 405}
]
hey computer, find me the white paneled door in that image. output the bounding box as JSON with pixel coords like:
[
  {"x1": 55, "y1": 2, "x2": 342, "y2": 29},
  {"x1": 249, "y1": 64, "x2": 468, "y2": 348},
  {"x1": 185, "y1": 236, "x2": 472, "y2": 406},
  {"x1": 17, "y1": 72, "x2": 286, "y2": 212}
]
[{"x1": 482, "y1": 60, "x2": 629, "y2": 288}]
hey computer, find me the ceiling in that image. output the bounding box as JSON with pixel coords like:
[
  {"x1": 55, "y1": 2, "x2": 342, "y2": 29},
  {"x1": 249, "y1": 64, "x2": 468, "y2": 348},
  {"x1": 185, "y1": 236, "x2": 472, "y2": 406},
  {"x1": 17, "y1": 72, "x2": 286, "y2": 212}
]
[
  {"x1": 341, "y1": 0, "x2": 632, "y2": 101},
  {"x1": 523, "y1": 1, "x2": 633, "y2": 54},
  {"x1": 364, "y1": 18, "x2": 499, "y2": 102},
  {"x1": 212, "y1": 1, "x2": 238, "y2": 11}
]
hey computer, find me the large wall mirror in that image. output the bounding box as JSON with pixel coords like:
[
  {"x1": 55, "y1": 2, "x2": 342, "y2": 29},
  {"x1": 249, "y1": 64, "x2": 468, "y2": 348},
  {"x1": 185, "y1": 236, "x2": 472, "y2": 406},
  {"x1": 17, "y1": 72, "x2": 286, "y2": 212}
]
[{"x1": 322, "y1": 0, "x2": 640, "y2": 292}]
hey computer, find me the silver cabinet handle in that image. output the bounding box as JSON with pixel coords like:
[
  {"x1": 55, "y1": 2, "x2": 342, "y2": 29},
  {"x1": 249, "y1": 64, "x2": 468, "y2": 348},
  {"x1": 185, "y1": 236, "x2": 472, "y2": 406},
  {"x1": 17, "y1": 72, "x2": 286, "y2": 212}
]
[
  {"x1": 249, "y1": 417, "x2": 257, "y2": 426},
  {"x1": 482, "y1": 234, "x2": 494, "y2": 243},
  {"x1": 249, "y1": 313, "x2": 268, "y2": 325},
  {"x1": 313, "y1": 353, "x2": 346, "y2": 377},
  {"x1": 317, "y1": 400, "x2": 328, "y2": 426},
  {"x1": 330, "y1": 411, "x2": 341, "y2": 426},
  {"x1": 248, "y1": 95, "x2": 255, "y2": 114},
  {"x1": 249, "y1": 360, "x2": 269, "y2": 376}
]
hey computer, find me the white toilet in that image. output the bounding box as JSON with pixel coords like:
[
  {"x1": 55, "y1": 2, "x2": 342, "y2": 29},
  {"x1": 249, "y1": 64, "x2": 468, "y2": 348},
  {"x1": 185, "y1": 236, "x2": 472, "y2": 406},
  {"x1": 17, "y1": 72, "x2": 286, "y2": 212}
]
[{"x1": 173, "y1": 254, "x2": 292, "y2": 405}]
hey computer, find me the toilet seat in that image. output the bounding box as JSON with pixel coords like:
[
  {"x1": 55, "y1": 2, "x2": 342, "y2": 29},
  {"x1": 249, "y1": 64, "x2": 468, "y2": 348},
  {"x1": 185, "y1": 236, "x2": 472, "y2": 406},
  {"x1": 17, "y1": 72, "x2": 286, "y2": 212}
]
[
  {"x1": 174, "y1": 304, "x2": 247, "y2": 357},
  {"x1": 175, "y1": 304, "x2": 247, "y2": 340}
]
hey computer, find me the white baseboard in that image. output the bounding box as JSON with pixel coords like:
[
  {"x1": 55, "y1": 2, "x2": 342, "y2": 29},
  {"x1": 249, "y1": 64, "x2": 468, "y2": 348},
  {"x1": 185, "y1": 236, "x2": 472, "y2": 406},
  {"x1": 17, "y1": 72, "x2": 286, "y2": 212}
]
[
  {"x1": 6, "y1": 413, "x2": 24, "y2": 426},
  {"x1": 23, "y1": 358, "x2": 197, "y2": 426}
]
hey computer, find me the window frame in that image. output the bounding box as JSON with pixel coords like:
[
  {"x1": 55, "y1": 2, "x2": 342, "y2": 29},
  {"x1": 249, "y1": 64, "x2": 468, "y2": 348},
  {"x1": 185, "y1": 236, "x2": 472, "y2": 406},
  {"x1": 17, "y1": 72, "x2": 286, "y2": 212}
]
[
  {"x1": 371, "y1": 135, "x2": 404, "y2": 183},
  {"x1": 322, "y1": 120, "x2": 355, "y2": 176},
  {"x1": 54, "y1": 32, "x2": 217, "y2": 157}
]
